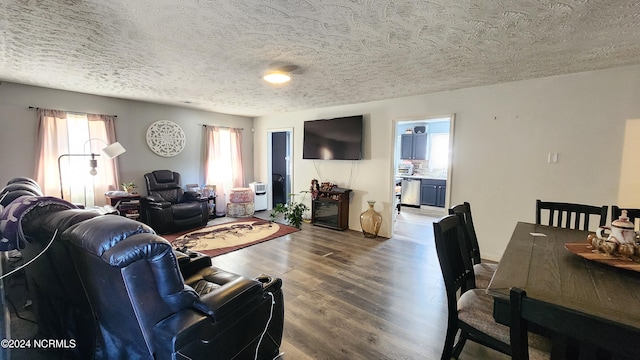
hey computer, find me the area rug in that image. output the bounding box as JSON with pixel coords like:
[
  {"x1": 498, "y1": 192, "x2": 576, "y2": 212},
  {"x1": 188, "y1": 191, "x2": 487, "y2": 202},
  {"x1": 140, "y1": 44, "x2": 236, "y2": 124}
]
[{"x1": 165, "y1": 218, "x2": 299, "y2": 257}]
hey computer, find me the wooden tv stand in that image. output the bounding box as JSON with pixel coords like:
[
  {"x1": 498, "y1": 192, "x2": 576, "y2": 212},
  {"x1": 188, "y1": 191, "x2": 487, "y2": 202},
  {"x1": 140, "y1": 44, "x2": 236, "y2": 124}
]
[{"x1": 311, "y1": 188, "x2": 352, "y2": 231}]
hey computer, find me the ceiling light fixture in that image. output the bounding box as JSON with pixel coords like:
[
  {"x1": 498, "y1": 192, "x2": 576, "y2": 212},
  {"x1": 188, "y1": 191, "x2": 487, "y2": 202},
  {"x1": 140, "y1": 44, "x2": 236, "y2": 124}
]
[
  {"x1": 263, "y1": 71, "x2": 291, "y2": 84},
  {"x1": 262, "y1": 64, "x2": 299, "y2": 85}
]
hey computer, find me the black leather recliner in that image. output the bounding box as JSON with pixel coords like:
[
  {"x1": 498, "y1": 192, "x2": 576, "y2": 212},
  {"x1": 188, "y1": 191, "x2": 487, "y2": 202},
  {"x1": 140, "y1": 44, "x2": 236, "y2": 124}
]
[
  {"x1": 1, "y1": 178, "x2": 103, "y2": 359},
  {"x1": 0, "y1": 177, "x2": 43, "y2": 207},
  {"x1": 141, "y1": 170, "x2": 209, "y2": 234},
  {"x1": 62, "y1": 215, "x2": 284, "y2": 359},
  {"x1": 22, "y1": 208, "x2": 105, "y2": 359},
  {"x1": 0, "y1": 178, "x2": 284, "y2": 360}
]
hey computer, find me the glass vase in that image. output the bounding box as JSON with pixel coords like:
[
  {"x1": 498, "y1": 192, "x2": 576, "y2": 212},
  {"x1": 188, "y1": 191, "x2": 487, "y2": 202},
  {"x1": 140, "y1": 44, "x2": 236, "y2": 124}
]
[{"x1": 360, "y1": 200, "x2": 382, "y2": 238}]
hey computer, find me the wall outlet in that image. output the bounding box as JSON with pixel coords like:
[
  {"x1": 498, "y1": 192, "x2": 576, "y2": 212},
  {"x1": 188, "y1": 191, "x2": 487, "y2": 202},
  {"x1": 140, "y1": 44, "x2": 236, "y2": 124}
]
[{"x1": 547, "y1": 152, "x2": 559, "y2": 163}]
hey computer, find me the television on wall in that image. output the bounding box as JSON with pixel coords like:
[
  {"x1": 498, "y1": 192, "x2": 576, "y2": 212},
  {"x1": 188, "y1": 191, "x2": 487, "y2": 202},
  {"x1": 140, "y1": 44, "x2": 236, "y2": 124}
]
[{"x1": 302, "y1": 115, "x2": 364, "y2": 160}]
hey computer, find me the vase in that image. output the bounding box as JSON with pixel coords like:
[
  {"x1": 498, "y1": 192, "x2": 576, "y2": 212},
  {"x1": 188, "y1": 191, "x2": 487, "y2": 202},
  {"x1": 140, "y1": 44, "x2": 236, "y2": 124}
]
[{"x1": 360, "y1": 200, "x2": 382, "y2": 238}]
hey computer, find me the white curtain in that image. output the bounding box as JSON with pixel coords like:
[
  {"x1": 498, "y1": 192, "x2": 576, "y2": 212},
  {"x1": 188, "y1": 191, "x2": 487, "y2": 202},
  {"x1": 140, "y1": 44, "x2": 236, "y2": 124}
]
[
  {"x1": 204, "y1": 126, "x2": 244, "y2": 215},
  {"x1": 34, "y1": 109, "x2": 120, "y2": 206}
]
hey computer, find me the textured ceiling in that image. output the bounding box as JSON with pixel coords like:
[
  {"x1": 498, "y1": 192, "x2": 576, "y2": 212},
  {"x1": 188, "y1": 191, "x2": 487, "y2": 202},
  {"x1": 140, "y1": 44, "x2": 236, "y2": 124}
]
[{"x1": 1, "y1": 1, "x2": 640, "y2": 117}]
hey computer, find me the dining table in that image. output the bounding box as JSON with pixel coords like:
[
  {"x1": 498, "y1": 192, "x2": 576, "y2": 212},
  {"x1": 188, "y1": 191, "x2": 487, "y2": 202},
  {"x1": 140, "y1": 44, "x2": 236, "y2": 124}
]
[{"x1": 487, "y1": 221, "x2": 640, "y2": 333}]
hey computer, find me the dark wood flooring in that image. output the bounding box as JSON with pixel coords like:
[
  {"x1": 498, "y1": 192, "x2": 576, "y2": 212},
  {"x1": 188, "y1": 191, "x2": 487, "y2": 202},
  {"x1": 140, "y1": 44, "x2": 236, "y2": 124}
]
[
  {"x1": 211, "y1": 208, "x2": 509, "y2": 360},
  {"x1": 5, "y1": 207, "x2": 509, "y2": 359}
]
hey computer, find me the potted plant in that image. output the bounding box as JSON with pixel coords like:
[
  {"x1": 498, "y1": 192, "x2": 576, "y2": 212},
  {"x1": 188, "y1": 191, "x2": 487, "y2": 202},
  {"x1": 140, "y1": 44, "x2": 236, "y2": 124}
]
[
  {"x1": 270, "y1": 193, "x2": 309, "y2": 229},
  {"x1": 121, "y1": 181, "x2": 136, "y2": 194}
]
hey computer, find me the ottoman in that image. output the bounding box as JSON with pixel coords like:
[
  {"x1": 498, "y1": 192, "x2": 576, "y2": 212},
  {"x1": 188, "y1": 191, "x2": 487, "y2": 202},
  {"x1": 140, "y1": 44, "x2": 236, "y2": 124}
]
[{"x1": 227, "y1": 187, "x2": 255, "y2": 217}]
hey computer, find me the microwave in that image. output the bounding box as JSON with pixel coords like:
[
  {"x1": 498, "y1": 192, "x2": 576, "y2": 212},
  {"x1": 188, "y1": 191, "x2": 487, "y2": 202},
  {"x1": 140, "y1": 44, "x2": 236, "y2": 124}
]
[{"x1": 397, "y1": 163, "x2": 413, "y2": 175}]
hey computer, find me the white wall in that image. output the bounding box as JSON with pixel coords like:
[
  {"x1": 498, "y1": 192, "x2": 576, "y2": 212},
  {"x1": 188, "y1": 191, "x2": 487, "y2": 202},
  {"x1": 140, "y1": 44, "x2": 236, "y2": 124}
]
[
  {"x1": 0, "y1": 82, "x2": 254, "y2": 198},
  {"x1": 618, "y1": 119, "x2": 640, "y2": 208},
  {"x1": 254, "y1": 65, "x2": 640, "y2": 261},
  {"x1": 3, "y1": 64, "x2": 640, "y2": 261}
]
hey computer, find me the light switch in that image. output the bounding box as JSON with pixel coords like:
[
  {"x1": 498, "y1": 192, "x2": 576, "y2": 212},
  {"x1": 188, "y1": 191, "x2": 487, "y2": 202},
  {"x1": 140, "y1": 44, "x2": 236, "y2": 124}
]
[{"x1": 547, "y1": 153, "x2": 558, "y2": 163}]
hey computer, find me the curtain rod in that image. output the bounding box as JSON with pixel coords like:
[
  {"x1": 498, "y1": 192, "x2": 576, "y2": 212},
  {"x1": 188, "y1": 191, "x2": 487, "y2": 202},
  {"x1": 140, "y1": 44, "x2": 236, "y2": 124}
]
[
  {"x1": 28, "y1": 106, "x2": 118, "y2": 118},
  {"x1": 201, "y1": 124, "x2": 243, "y2": 130}
]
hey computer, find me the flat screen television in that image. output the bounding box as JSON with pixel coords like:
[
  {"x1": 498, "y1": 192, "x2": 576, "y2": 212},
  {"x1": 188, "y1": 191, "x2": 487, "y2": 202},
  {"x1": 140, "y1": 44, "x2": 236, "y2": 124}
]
[{"x1": 302, "y1": 115, "x2": 364, "y2": 160}]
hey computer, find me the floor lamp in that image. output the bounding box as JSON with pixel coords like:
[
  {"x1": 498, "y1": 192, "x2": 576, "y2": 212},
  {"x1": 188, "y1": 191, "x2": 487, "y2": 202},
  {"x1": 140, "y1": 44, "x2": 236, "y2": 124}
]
[{"x1": 57, "y1": 141, "x2": 126, "y2": 200}]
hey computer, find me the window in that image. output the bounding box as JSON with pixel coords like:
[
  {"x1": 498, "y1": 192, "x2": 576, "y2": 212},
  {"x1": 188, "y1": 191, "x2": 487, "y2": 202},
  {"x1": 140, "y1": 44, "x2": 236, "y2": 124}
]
[
  {"x1": 204, "y1": 126, "x2": 244, "y2": 215},
  {"x1": 35, "y1": 109, "x2": 120, "y2": 207},
  {"x1": 428, "y1": 133, "x2": 450, "y2": 171}
]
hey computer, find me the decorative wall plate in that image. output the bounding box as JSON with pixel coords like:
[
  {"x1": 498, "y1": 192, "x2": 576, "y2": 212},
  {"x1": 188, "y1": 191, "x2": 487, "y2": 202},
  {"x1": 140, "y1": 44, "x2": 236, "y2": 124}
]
[{"x1": 146, "y1": 120, "x2": 186, "y2": 157}]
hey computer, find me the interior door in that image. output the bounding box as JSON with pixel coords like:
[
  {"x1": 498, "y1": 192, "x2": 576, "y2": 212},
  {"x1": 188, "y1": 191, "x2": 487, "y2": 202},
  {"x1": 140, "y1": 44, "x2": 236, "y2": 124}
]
[{"x1": 269, "y1": 130, "x2": 292, "y2": 208}]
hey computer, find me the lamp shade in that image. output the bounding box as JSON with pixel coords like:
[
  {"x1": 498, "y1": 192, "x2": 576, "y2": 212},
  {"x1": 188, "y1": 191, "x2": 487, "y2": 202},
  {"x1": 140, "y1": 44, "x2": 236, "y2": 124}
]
[{"x1": 101, "y1": 141, "x2": 126, "y2": 159}]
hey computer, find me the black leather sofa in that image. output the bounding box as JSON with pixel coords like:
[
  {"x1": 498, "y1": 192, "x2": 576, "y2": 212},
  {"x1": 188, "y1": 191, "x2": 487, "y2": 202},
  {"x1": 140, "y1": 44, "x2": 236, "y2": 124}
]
[
  {"x1": 0, "y1": 178, "x2": 284, "y2": 360},
  {"x1": 141, "y1": 170, "x2": 209, "y2": 234}
]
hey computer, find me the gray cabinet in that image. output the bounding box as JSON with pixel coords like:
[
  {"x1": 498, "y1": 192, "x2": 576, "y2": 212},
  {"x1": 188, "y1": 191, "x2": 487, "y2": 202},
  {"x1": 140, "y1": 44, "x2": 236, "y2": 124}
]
[
  {"x1": 400, "y1": 133, "x2": 427, "y2": 160},
  {"x1": 420, "y1": 179, "x2": 446, "y2": 207}
]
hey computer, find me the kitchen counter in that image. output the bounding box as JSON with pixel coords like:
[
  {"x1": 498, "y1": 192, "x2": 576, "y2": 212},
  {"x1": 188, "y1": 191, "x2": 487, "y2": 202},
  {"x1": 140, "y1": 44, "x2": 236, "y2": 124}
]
[{"x1": 396, "y1": 174, "x2": 447, "y2": 180}]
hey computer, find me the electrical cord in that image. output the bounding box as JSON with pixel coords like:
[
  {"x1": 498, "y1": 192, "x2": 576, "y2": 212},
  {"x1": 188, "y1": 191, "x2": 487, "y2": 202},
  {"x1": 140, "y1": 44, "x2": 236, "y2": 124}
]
[
  {"x1": 255, "y1": 291, "x2": 275, "y2": 360},
  {"x1": 177, "y1": 291, "x2": 277, "y2": 360},
  {"x1": 0, "y1": 230, "x2": 57, "y2": 325},
  {"x1": 0, "y1": 229, "x2": 58, "y2": 281},
  {"x1": 313, "y1": 160, "x2": 323, "y2": 183},
  {"x1": 346, "y1": 160, "x2": 356, "y2": 189},
  {"x1": 6, "y1": 253, "x2": 27, "y2": 288},
  {"x1": 176, "y1": 350, "x2": 193, "y2": 360}
]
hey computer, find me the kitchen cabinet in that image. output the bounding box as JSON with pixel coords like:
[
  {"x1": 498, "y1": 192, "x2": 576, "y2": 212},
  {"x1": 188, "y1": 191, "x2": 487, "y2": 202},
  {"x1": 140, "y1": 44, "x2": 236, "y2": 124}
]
[
  {"x1": 420, "y1": 179, "x2": 446, "y2": 207},
  {"x1": 400, "y1": 133, "x2": 427, "y2": 160}
]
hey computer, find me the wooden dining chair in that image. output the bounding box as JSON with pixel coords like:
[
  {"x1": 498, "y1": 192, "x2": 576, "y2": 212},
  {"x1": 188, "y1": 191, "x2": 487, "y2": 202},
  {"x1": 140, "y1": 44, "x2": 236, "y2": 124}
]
[
  {"x1": 449, "y1": 202, "x2": 497, "y2": 289},
  {"x1": 510, "y1": 288, "x2": 638, "y2": 360},
  {"x1": 611, "y1": 205, "x2": 640, "y2": 226},
  {"x1": 433, "y1": 214, "x2": 511, "y2": 359},
  {"x1": 535, "y1": 200, "x2": 607, "y2": 231}
]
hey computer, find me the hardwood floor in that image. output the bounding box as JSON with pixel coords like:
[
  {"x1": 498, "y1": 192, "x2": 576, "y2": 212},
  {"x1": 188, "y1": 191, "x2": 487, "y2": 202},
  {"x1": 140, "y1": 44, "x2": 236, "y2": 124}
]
[
  {"x1": 6, "y1": 207, "x2": 509, "y2": 359},
  {"x1": 212, "y1": 208, "x2": 510, "y2": 360}
]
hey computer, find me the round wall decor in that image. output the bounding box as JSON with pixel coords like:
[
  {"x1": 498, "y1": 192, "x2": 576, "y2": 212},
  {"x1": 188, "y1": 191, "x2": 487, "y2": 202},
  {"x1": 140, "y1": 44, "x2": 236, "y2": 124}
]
[{"x1": 146, "y1": 120, "x2": 186, "y2": 157}]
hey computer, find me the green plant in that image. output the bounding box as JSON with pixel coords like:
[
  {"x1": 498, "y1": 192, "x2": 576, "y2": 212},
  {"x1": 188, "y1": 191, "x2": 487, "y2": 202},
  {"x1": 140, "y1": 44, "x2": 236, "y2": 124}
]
[
  {"x1": 121, "y1": 181, "x2": 136, "y2": 192},
  {"x1": 270, "y1": 193, "x2": 309, "y2": 229}
]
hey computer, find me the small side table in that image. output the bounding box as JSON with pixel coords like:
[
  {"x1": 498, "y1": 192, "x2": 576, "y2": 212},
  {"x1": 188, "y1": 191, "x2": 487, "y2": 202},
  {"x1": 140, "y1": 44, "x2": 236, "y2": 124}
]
[{"x1": 106, "y1": 194, "x2": 141, "y2": 220}]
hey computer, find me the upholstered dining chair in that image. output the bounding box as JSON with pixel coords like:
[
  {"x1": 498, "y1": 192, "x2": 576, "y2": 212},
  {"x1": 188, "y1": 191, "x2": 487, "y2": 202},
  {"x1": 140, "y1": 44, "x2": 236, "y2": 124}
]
[
  {"x1": 433, "y1": 214, "x2": 512, "y2": 359},
  {"x1": 449, "y1": 202, "x2": 497, "y2": 289},
  {"x1": 535, "y1": 200, "x2": 607, "y2": 231},
  {"x1": 611, "y1": 205, "x2": 640, "y2": 226},
  {"x1": 510, "y1": 288, "x2": 636, "y2": 360}
]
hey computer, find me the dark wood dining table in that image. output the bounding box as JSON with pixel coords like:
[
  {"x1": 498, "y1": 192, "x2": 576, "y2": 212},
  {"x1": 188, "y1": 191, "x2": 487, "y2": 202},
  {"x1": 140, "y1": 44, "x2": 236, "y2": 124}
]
[{"x1": 487, "y1": 222, "x2": 640, "y2": 331}]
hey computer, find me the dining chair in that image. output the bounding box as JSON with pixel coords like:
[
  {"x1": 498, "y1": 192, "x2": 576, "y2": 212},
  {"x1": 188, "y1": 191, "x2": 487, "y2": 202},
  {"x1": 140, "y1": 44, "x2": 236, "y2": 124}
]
[
  {"x1": 611, "y1": 205, "x2": 640, "y2": 226},
  {"x1": 449, "y1": 202, "x2": 497, "y2": 289},
  {"x1": 510, "y1": 288, "x2": 638, "y2": 360},
  {"x1": 535, "y1": 200, "x2": 607, "y2": 231},
  {"x1": 433, "y1": 214, "x2": 511, "y2": 359}
]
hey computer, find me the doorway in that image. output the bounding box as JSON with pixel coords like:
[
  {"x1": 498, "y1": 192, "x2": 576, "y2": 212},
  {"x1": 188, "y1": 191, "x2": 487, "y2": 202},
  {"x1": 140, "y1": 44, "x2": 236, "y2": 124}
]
[
  {"x1": 268, "y1": 129, "x2": 292, "y2": 209},
  {"x1": 391, "y1": 115, "x2": 455, "y2": 237}
]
